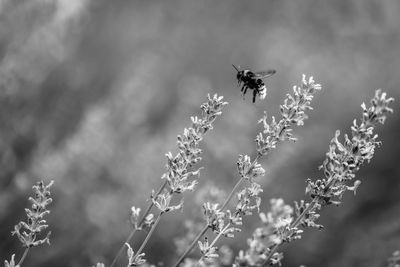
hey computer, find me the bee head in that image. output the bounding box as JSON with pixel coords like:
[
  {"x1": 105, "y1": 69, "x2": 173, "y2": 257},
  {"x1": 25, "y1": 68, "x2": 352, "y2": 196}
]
[
  {"x1": 237, "y1": 71, "x2": 244, "y2": 80},
  {"x1": 232, "y1": 64, "x2": 242, "y2": 79}
]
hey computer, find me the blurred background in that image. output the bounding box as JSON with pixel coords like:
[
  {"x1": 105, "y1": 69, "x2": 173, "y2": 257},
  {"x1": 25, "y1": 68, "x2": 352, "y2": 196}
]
[{"x1": 0, "y1": 0, "x2": 399, "y2": 266}]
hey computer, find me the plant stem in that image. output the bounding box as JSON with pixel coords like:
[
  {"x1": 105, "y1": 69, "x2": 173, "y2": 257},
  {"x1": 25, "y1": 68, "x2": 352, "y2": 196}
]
[
  {"x1": 220, "y1": 153, "x2": 260, "y2": 212},
  {"x1": 208, "y1": 223, "x2": 231, "y2": 249},
  {"x1": 173, "y1": 225, "x2": 209, "y2": 267},
  {"x1": 261, "y1": 172, "x2": 342, "y2": 266},
  {"x1": 173, "y1": 154, "x2": 261, "y2": 266},
  {"x1": 262, "y1": 197, "x2": 319, "y2": 266},
  {"x1": 221, "y1": 177, "x2": 244, "y2": 211},
  {"x1": 134, "y1": 213, "x2": 162, "y2": 258},
  {"x1": 110, "y1": 180, "x2": 167, "y2": 267},
  {"x1": 197, "y1": 223, "x2": 231, "y2": 265},
  {"x1": 17, "y1": 247, "x2": 30, "y2": 267}
]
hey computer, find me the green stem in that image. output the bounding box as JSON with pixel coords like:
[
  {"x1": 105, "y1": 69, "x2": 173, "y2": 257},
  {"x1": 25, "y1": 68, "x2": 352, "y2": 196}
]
[
  {"x1": 17, "y1": 247, "x2": 30, "y2": 267},
  {"x1": 110, "y1": 180, "x2": 167, "y2": 267}
]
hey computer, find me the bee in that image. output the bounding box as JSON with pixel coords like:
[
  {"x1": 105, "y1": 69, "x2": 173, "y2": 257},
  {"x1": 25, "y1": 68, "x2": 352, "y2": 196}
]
[{"x1": 232, "y1": 64, "x2": 276, "y2": 103}]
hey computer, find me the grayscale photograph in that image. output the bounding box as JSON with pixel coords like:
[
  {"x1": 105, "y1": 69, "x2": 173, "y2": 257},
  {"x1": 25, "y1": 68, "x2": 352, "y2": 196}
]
[{"x1": 1, "y1": 1, "x2": 399, "y2": 267}]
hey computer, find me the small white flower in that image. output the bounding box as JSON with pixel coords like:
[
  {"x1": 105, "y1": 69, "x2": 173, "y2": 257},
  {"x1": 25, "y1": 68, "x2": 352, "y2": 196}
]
[{"x1": 130, "y1": 206, "x2": 141, "y2": 229}]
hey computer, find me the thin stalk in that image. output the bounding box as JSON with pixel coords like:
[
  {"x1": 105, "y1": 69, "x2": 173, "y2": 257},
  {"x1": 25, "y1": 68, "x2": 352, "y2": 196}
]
[
  {"x1": 134, "y1": 213, "x2": 162, "y2": 257},
  {"x1": 292, "y1": 199, "x2": 318, "y2": 228},
  {"x1": 221, "y1": 177, "x2": 244, "y2": 211},
  {"x1": 173, "y1": 225, "x2": 206, "y2": 267},
  {"x1": 110, "y1": 180, "x2": 167, "y2": 267},
  {"x1": 222, "y1": 153, "x2": 260, "y2": 211},
  {"x1": 173, "y1": 154, "x2": 261, "y2": 266},
  {"x1": 197, "y1": 223, "x2": 231, "y2": 265},
  {"x1": 208, "y1": 223, "x2": 231, "y2": 249},
  {"x1": 173, "y1": 225, "x2": 209, "y2": 267},
  {"x1": 261, "y1": 173, "x2": 341, "y2": 265},
  {"x1": 17, "y1": 247, "x2": 30, "y2": 267},
  {"x1": 262, "y1": 173, "x2": 341, "y2": 265}
]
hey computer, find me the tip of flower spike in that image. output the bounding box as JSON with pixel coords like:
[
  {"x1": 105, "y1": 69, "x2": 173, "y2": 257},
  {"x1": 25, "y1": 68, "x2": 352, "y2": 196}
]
[
  {"x1": 302, "y1": 74, "x2": 306, "y2": 83},
  {"x1": 301, "y1": 74, "x2": 321, "y2": 91},
  {"x1": 208, "y1": 93, "x2": 227, "y2": 103}
]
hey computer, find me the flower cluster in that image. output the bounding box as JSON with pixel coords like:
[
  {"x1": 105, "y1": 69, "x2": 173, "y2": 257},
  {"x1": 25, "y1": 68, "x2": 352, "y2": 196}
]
[
  {"x1": 130, "y1": 207, "x2": 141, "y2": 230},
  {"x1": 203, "y1": 203, "x2": 242, "y2": 237},
  {"x1": 125, "y1": 243, "x2": 146, "y2": 266},
  {"x1": 161, "y1": 94, "x2": 227, "y2": 197},
  {"x1": 235, "y1": 182, "x2": 263, "y2": 217},
  {"x1": 306, "y1": 90, "x2": 393, "y2": 209},
  {"x1": 227, "y1": 76, "x2": 320, "y2": 258},
  {"x1": 237, "y1": 155, "x2": 265, "y2": 182},
  {"x1": 235, "y1": 199, "x2": 298, "y2": 266},
  {"x1": 229, "y1": 76, "x2": 320, "y2": 247},
  {"x1": 12, "y1": 181, "x2": 54, "y2": 248},
  {"x1": 4, "y1": 181, "x2": 54, "y2": 267},
  {"x1": 174, "y1": 183, "x2": 227, "y2": 256},
  {"x1": 151, "y1": 189, "x2": 183, "y2": 214},
  {"x1": 198, "y1": 237, "x2": 219, "y2": 262},
  {"x1": 197, "y1": 159, "x2": 265, "y2": 264},
  {"x1": 237, "y1": 90, "x2": 393, "y2": 266},
  {"x1": 256, "y1": 75, "x2": 321, "y2": 156},
  {"x1": 117, "y1": 94, "x2": 227, "y2": 267},
  {"x1": 180, "y1": 75, "x2": 320, "y2": 266},
  {"x1": 305, "y1": 90, "x2": 394, "y2": 214},
  {"x1": 197, "y1": 202, "x2": 244, "y2": 265},
  {"x1": 130, "y1": 207, "x2": 154, "y2": 231}
]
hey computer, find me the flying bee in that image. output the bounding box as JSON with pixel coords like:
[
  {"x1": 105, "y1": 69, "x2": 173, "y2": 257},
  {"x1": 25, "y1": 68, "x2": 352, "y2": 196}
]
[{"x1": 232, "y1": 64, "x2": 276, "y2": 103}]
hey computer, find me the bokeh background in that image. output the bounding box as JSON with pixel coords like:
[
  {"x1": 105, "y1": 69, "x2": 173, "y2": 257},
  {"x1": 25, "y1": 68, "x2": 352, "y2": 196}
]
[{"x1": 1, "y1": 0, "x2": 399, "y2": 266}]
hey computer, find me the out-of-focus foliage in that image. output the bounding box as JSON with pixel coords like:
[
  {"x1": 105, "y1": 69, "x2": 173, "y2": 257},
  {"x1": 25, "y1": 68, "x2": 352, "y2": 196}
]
[
  {"x1": 387, "y1": 251, "x2": 400, "y2": 267},
  {"x1": 0, "y1": 1, "x2": 399, "y2": 266}
]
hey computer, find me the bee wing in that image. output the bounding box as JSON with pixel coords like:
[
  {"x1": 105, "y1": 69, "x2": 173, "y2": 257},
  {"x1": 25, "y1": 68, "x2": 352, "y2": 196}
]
[{"x1": 253, "y1": 70, "x2": 276, "y2": 79}]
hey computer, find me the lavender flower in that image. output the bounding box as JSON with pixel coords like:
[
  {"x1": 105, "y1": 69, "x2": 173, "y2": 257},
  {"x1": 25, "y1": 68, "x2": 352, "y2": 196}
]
[
  {"x1": 256, "y1": 75, "x2": 321, "y2": 156},
  {"x1": 176, "y1": 75, "x2": 321, "y2": 266},
  {"x1": 113, "y1": 94, "x2": 227, "y2": 267},
  {"x1": 130, "y1": 207, "x2": 141, "y2": 230},
  {"x1": 236, "y1": 90, "x2": 394, "y2": 266},
  {"x1": 125, "y1": 243, "x2": 146, "y2": 266},
  {"x1": 198, "y1": 237, "x2": 219, "y2": 262},
  {"x1": 4, "y1": 180, "x2": 54, "y2": 267},
  {"x1": 234, "y1": 199, "x2": 301, "y2": 267},
  {"x1": 12, "y1": 181, "x2": 53, "y2": 248},
  {"x1": 161, "y1": 94, "x2": 227, "y2": 196}
]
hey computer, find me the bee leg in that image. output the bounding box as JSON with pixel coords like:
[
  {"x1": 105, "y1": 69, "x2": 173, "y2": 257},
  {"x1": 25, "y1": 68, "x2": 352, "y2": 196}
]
[
  {"x1": 243, "y1": 86, "x2": 248, "y2": 99},
  {"x1": 252, "y1": 90, "x2": 257, "y2": 103},
  {"x1": 241, "y1": 84, "x2": 245, "y2": 92}
]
